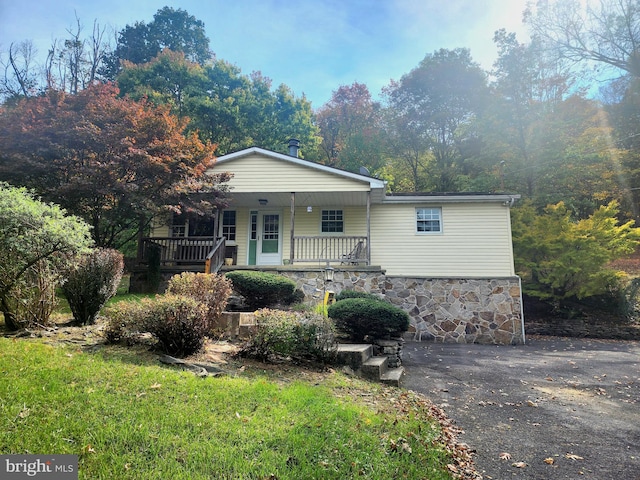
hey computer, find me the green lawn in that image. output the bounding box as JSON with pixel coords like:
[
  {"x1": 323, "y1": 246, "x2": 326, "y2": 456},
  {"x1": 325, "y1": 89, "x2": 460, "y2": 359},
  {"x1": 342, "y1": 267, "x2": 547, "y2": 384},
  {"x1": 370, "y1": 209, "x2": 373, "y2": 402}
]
[{"x1": 0, "y1": 338, "x2": 457, "y2": 479}]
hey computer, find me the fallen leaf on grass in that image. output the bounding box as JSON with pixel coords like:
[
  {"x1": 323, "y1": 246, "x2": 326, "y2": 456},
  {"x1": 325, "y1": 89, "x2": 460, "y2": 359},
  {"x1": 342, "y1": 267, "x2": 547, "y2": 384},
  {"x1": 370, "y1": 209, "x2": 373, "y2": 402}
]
[
  {"x1": 499, "y1": 452, "x2": 511, "y2": 460},
  {"x1": 544, "y1": 457, "x2": 555, "y2": 464},
  {"x1": 565, "y1": 453, "x2": 584, "y2": 460},
  {"x1": 149, "y1": 383, "x2": 162, "y2": 389}
]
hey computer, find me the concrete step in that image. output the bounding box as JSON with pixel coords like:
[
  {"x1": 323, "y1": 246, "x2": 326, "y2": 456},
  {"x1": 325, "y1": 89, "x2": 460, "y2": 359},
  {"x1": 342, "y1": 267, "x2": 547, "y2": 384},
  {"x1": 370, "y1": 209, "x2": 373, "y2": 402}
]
[
  {"x1": 336, "y1": 344, "x2": 374, "y2": 370},
  {"x1": 380, "y1": 366, "x2": 405, "y2": 387},
  {"x1": 361, "y1": 355, "x2": 389, "y2": 381}
]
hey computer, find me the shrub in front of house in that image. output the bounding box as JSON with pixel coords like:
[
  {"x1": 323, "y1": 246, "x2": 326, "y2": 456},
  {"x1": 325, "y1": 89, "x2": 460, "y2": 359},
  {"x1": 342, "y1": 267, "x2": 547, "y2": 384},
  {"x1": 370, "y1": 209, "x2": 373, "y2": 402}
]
[
  {"x1": 334, "y1": 290, "x2": 384, "y2": 302},
  {"x1": 166, "y1": 272, "x2": 233, "y2": 333},
  {"x1": 103, "y1": 299, "x2": 147, "y2": 344},
  {"x1": 104, "y1": 294, "x2": 208, "y2": 357},
  {"x1": 141, "y1": 294, "x2": 209, "y2": 357},
  {"x1": 62, "y1": 248, "x2": 124, "y2": 325},
  {"x1": 240, "y1": 308, "x2": 337, "y2": 362},
  {"x1": 225, "y1": 271, "x2": 297, "y2": 309},
  {"x1": 327, "y1": 298, "x2": 410, "y2": 341}
]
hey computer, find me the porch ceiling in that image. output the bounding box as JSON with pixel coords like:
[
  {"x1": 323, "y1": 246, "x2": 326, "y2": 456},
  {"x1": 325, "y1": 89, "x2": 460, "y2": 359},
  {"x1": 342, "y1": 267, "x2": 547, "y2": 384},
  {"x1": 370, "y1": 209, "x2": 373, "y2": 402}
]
[{"x1": 224, "y1": 191, "x2": 373, "y2": 208}]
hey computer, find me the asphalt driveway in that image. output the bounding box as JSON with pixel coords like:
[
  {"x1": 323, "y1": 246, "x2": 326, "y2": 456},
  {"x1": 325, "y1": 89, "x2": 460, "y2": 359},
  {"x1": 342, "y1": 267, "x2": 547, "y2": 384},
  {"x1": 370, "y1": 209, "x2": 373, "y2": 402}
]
[{"x1": 402, "y1": 336, "x2": 640, "y2": 480}]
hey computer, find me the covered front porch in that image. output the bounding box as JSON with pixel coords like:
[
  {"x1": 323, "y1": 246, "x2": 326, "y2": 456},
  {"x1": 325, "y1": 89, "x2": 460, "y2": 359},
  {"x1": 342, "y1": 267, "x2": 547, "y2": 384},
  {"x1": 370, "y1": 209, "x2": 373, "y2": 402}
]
[
  {"x1": 139, "y1": 188, "x2": 376, "y2": 272},
  {"x1": 138, "y1": 234, "x2": 370, "y2": 272}
]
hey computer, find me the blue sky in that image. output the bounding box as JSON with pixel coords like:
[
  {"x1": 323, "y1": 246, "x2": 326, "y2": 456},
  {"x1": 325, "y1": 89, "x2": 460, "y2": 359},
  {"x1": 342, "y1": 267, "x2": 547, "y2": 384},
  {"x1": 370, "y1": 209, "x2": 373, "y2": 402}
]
[{"x1": 0, "y1": 0, "x2": 530, "y2": 107}]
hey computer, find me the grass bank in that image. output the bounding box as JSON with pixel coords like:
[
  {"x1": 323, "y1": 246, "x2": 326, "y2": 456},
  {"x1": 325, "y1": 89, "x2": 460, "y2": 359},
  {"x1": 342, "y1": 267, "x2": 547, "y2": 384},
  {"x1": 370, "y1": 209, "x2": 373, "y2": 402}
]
[{"x1": 0, "y1": 338, "x2": 459, "y2": 479}]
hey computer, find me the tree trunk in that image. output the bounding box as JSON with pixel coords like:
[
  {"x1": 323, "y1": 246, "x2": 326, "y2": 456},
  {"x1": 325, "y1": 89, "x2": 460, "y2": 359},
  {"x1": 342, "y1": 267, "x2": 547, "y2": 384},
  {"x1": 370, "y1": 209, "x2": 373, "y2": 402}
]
[{"x1": 1, "y1": 296, "x2": 21, "y2": 331}]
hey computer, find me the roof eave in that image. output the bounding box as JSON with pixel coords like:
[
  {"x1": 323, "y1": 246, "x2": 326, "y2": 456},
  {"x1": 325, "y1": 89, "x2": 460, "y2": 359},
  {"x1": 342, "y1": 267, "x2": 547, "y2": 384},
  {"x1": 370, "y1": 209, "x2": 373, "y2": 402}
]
[{"x1": 383, "y1": 194, "x2": 521, "y2": 204}]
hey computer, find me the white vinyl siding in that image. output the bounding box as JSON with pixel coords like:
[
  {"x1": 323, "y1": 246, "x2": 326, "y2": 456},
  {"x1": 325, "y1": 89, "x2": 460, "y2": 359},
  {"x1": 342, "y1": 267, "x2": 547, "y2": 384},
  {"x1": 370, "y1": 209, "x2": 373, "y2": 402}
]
[{"x1": 371, "y1": 202, "x2": 515, "y2": 277}]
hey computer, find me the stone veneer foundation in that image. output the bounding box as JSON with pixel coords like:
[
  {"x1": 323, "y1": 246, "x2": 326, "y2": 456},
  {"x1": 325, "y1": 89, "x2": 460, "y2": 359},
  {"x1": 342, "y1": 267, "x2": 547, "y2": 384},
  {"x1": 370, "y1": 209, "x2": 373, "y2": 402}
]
[{"x1": 262, "y1": 267, "x2": 525, "y2": 345}]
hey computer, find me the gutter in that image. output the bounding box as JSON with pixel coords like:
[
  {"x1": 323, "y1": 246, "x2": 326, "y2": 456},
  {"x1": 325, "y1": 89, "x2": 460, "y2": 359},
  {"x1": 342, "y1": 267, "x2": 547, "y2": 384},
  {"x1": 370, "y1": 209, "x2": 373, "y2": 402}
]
[{"x1": 382, "y1": 194, "x2": 521, "y2": 205}]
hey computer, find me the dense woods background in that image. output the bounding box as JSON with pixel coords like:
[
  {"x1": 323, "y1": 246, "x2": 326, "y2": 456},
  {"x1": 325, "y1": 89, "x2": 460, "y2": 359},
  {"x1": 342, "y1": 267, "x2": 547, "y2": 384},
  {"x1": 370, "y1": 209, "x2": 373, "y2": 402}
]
[{"x1": 2, "y1": 1, "x2": 640, "y2": 316}]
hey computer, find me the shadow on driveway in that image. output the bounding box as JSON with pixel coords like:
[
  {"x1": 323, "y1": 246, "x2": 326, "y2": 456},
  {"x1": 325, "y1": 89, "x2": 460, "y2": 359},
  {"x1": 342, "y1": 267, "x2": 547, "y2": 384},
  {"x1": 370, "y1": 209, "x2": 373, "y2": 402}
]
[{"x1": 402, "y1": 336, "x2": 640, "y2": 480}]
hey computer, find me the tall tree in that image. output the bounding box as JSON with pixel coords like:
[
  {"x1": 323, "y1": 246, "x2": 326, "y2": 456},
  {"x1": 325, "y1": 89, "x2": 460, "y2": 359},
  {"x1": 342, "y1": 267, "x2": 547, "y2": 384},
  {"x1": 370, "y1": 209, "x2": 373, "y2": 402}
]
[
  {"x1": 472, "y1": 30, "x2": 575, "y2": 197},
  {"x1": 524, "y1": 0, "x2": 640, "y2": 78},
  {"x1": 0, "y1": 84, "x2": 229, "y2": 249},
  {"x1": 606, "y1": 77, "x2": 640, "y2": 219},
  {"x1": 0, "y1": 16, "x2": 112, "y2": 102},
  {"x1": 103, "y1": 7, "x2": 211, "y2": 79},
  {"x1": 383, "y1": 48, "x2": 489, "y2": 192},
  {"x1": 0, "y1": 41, "x2": 39, "y2": 101},
  {"x1": 117, "y1": 55, "x2": 320, "y2": 156},
  {"x1": 316, "y1": 83, "x2": 386, "y2": 174}
]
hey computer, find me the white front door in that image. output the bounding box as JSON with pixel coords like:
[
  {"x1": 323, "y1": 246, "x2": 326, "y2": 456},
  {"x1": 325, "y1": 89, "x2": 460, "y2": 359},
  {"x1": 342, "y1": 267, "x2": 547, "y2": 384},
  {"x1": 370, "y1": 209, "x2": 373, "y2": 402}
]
[{"x1": 257, "y1": 211, "x2": 282, "y2": 265}]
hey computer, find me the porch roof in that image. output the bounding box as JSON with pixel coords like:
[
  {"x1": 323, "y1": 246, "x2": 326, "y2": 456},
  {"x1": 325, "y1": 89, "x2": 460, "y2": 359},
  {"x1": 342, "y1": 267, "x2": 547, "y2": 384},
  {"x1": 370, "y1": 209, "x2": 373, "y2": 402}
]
[{"x1": 223, "y1": 191, "x2": 374, "y2": 208}]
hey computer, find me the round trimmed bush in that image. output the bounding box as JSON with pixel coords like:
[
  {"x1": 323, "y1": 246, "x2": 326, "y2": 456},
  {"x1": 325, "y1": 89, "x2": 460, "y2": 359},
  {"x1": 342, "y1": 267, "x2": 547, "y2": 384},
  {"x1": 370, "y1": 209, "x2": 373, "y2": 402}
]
[
  {"x1": 225, "y1": 270, "x2": 297, "y2": 309},
  {"x1": 327, "y1": 298, "x2": 410, "y2": 341}
]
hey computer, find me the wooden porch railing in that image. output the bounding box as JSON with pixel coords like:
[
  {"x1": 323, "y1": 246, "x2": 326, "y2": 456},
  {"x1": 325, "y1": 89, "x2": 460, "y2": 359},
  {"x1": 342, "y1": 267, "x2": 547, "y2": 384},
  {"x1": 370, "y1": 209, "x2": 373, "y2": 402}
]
[
  {"x1": 292, "y1": 236, "x2": 368, "y2": 264},
  {"x1": 141, "y1": 237, "x2": 216, "y2": 265},
  {"x1": 205, "y1": 237, "x2": 226, "y2": 274}
]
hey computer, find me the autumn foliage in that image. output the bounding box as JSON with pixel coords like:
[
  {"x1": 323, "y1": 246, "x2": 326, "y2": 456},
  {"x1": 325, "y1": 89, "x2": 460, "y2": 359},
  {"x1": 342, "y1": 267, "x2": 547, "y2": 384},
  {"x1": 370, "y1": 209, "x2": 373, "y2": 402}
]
[{"x1": 0, "y1": 83, "x2": 228, "y2": 248}]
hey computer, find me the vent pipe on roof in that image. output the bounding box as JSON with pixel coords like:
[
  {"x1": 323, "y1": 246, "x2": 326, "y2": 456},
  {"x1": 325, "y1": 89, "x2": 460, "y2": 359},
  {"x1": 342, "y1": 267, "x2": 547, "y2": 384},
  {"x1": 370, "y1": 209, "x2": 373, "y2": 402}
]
[{"x1": 288, "y1": 138, "x2": 300, "y2": 157}]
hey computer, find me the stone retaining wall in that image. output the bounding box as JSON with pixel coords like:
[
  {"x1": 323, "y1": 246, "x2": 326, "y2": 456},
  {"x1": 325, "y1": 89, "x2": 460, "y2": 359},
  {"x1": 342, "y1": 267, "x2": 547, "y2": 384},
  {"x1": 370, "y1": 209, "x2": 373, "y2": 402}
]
[
  {"x1": 525, "y1": 319, "x2": 640, "y2": 341},
  {"x1": 271, "y1": 268, "x2": 525, "y2": 345}
]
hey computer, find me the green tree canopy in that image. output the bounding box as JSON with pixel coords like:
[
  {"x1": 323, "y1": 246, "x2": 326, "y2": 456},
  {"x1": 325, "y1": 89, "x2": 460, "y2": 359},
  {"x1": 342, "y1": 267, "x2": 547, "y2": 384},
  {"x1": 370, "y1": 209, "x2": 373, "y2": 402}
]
[
  {"x1": 0, "y1": 183, "x2": 93, "y2": 330},
  {"x1": 117, "y1": 54, "x2": 320, "y2": 156},
  {"x1": 383, "y1": 48, "x2": 489, "y2": 192},
  {"x1": 512, "y1": 200, "x2": 640, "y2": 301},
  {"x1": 102, "y1": 7, "x2": 211, "y2": 79}
]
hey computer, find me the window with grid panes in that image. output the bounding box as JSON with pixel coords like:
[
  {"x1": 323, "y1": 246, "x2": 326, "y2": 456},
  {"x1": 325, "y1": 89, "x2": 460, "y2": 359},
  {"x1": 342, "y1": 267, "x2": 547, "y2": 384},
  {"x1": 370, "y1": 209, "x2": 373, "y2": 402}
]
[
  {"x1": 321, "y1": 209, "x2": 344, "y2": 233},
  {"x1": 222, "y1": 211, "x2": 236, "y2": 240},
  {"x1": 416, "y1": 208, "x2": 442, "y2": 233}
]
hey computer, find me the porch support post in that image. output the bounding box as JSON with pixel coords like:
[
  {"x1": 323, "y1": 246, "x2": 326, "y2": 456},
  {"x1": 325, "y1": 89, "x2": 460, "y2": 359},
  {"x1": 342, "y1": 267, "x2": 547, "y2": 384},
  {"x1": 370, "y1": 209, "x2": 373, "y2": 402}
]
[
  {"x1": 366, "y1": 191, "x2": 371, "y2": 265},
  {"x1": 290, "y1": 192, "x2": 295, "y2": 263},
  {"x1": 214, "y1": 208, "x2": 220, "y2": 239}
]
